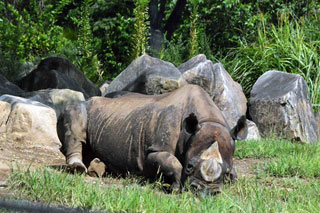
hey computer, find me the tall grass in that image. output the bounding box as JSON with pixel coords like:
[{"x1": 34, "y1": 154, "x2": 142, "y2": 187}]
[
  {"x1": 131, "y1": 0, "x2": 150, "y2": 60},
  {"x1": 226, "y1": 10, "x2": 320, "y2": 110}
]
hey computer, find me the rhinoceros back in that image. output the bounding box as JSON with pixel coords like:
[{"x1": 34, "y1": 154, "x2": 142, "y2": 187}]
[{"x1": 86, "y1": 96, "x2": 181, "y2": 174}]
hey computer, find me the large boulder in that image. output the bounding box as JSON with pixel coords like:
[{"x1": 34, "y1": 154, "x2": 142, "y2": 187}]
[
  {"x1": 178, "y1": 54, "x2": 215, "y2": 97},
  {"x1": 316, "y1": 110, "x2": 320, "y2": 137},
  {"x1": 0, "y1": 95, "x2": 62, "y2": 151},
  {"x1": 100, "y1": 80, "x2": 110, "y2": 95},
  {"x1": 16, "y1": 57, "x2": 101, "y2": 99},
  {"x1": 178, "y1": 55, "x2": 247, "y2": 129},
  {"x1": 0, "y1": 74, "x2": 25, "y2": 97},
  {"x1": 0, "y1": 101, "x2": 10, "y2": 133},
  {"x1": 245, "y1": 120, "x2": 261, "y2": 141},
  {"x1": 249, "y1": 70, "x2": 318, "y2": 144},
  {"x1": 103, "y1": 55, "x2": 186, "y2": 96},
  {"x1": 25, "y1": 89, "x2": 85, "y2": 118},
  {"x1": 16, "y1": 61, "x2": 35, "y2": 81}
]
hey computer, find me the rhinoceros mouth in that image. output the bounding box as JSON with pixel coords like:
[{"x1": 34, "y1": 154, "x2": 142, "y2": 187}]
[{"x1": 189, "y1": 178, "x2": 222, "y2": 195}]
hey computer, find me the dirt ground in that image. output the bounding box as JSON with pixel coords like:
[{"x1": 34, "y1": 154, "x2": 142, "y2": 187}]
[
  {"x1": 0, "y1": 133, "x2": 65, "y2": 198},
  {"x1": 0, "y1": 134, "x2": 260, "y2": 198}
]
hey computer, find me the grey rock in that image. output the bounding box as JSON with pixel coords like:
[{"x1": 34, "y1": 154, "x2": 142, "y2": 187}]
[
  {"x1": 16, "y1": 57, "x2": 101, "y2": 99},
  {"x1": 178, "y1": 54, "x2": 214, "y2": 97},
  {"x1": 0, "y1": 101, "x2": 10, "y2": 133},
  {"x1": 0, "y1": 95, "x2": 62, "y2": 151},
  {"x1": 178, "y1": 55, "x2": 247, "y2": 129},
  {"x1": 103, "y1": 55, "x2": 186, "y2": 96},
  {"x1": 249, "y1": 70, "x2": 318, "y2": 144},
  {"x1": 100, "y1": 81, "x2": 110, "y2": 95},
  {"x1": 245, "y1": 120, "x2": 261, "y2": 141},
  {"x1": 316, "y1": 110, "x2": 320, "y2": 137},
  {"x1": 0, "y1": 74, "x2": 25, "y2": 96},
  {"x1": 211, "y1": 63, "x2": 247, "y2": 129},
  {"x1": 25, "y1": 89, "x2": 85, "y2": 118},
  {"x1": 17, "y1": 61, "x2": 35, "y2": 81}
]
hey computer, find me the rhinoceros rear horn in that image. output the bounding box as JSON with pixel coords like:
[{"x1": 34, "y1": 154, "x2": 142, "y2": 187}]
[
  {"x1": 183, "y1": 113, "x2": 199, "y2": 135},
  {"x1": 230, "y1": 115, "x2": 248, "y2": 141}
]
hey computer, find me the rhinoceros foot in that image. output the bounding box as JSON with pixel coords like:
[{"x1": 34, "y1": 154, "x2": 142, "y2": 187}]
[
  {"x1": 66, "y1": 158, "x2": 87, "y2": 174},
  {"x1": 87, "y1": 158, "x2": 106, "y2": 177}
]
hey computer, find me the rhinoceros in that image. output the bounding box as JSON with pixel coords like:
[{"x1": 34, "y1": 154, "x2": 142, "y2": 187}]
[{"x1": 59, "y1": 84, "x2": 247, "y2": 194}]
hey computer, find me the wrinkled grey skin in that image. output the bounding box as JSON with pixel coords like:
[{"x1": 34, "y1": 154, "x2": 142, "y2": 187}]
[{"x1": 59, "y1": 85, "x2": 247, "y2": 194}]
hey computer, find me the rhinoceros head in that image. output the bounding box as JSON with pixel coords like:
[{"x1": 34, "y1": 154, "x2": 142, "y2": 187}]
[{"x1": 181, "y1": 114, "x2": 247, "y2": 195}]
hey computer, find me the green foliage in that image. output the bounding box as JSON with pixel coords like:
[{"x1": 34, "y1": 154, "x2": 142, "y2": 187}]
[
  {"x1": 66, "y1": 0, "x2": 103, "y2": 83},
  {"x1": 91, "y1": 0, "x2": 134, "y2": 81},
  {"x1": 226, "y1": 10, "x2": 320, "y2": 108},
  {"x1": 198, "y1": 0, "x2": 318, "y2": 54},
  {"x1": 188, "y1": 0, "x2": 200, "y2": 58},
  {"x1": 131, "y1": 0, "x2": 150, "y2": 60},
  {"x1": 160, "y1": 34, "x2": 188, "y2": 67},
  {"x1": 0, "y1": 0, "x2": 70, "y2": 80},
  {"x1": 1, "y1": 0, "x2": 320, "y2": 88}
]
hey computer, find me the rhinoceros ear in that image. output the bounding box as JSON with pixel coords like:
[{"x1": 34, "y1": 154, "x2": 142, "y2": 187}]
[
  {"x1": 183, "y1": 113, "x2": 199, "y2": 135},
  {"x1": 230, "y1": 115, "x2": 248, "y2": 141}
]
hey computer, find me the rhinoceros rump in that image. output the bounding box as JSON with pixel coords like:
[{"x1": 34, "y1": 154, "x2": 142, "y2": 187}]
[{"x1": 59, "y1": 85, "x2": 247, "y2": 194}]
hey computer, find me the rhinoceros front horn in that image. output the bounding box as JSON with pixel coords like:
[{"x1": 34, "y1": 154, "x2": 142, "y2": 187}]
[
  {"x1": 200, "y1": 142, "x2": 222, "y2": 163},
  {"x1": 200, "y1": 142, "x2": 222, "y2": 182}
]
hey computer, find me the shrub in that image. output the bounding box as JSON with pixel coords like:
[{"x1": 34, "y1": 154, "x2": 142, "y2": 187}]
[
  {"x1": 0, "y1": 0, "x2": 70, "y2": 80},
  {"x1": 225, "y1": 10, "x2": 320, "y2": 110}
]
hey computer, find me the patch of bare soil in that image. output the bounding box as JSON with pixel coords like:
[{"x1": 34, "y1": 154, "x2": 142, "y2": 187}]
[
  {"x1": 0, "y1": 133, "x2": 65, "y2": 198},
  {"x1": 233, "y1": 158, "x2": 267, "y2": 178}
]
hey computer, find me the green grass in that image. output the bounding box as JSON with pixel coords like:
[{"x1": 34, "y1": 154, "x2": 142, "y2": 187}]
[
  {"x1": 236, "y1": 139, "x2": 320, "y2": 177},
  {"x1": 5, "y1": 138, "x2": 320, "y2": 212},
  {"x1": 6, "y1": 168, "x2": 320, "y2": 212},
  {"x1": 235, "y1": 138, "x2": 320, "y2": 158}
]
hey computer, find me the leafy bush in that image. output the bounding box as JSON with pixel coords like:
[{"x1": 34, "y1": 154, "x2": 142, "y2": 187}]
[
  {"x1": 0, "y1": 0, "x2": 70, "y2": 80},
  {"x1": 91, "y1": 0, "x2": 135, "y2": 81},
  {"x1": 65, "y1": 0, "x2": 104, "y2": 84},
  {"x1": 226, "y1": 10, "x2": 320, "y2": 109}
]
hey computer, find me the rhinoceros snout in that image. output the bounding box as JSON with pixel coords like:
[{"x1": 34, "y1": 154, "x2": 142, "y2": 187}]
[{"x1": 189, "y1": 180, "x2": 222, "y2": 196}]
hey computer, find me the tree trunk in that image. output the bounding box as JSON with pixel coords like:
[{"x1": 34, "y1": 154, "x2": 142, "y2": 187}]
[
  {"x1": 148, "y1": 0, "x2": 186, "y2": 58},
  {"x1": 148, "y1": 0, "x2": 165, "y2": 57},
  {"x1": 164, "y1": 0, "x2": 186, "y2": 41}
]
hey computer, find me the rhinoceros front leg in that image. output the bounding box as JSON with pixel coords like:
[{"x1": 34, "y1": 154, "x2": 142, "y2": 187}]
[
  {"x1": 63, "y1": 103, "x2": 88, "y2": 174},
  {"x1": 146, "y1": 152, "x2": 183, "y2": 191}
]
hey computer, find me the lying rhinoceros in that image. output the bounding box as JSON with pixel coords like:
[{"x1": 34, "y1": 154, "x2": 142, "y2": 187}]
[{"x1": 59, "y1": 84, "x2": 247, "y2": 194}]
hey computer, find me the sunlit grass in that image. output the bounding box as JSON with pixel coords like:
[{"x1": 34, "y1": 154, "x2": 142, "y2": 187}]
[
  {"x1": 236, "y1": 139, "x2": 320, "y2": 177},
  {"x1": 6, "y1": 167, "x2": 320, "y2": 212},
  {"x1": 4, "y1": 138, "x2": 320, "y2": 212}
]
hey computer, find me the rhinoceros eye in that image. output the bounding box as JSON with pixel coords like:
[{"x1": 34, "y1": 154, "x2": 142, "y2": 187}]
[{"x1": 185, "y1": 162, "x2": 194, "y2": 175}]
